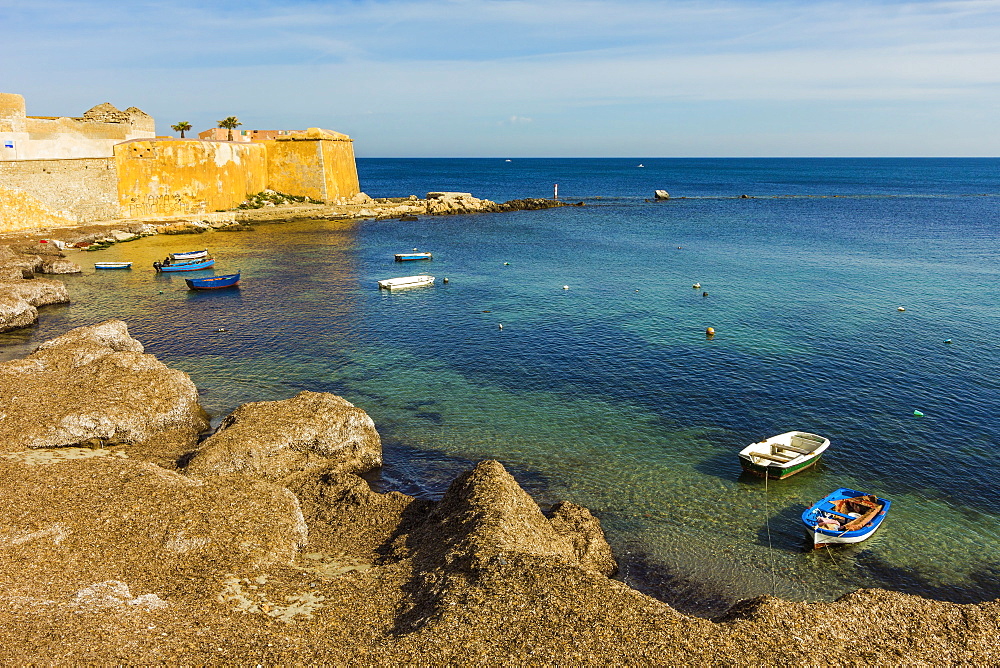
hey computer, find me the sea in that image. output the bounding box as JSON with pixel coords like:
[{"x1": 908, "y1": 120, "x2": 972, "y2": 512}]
[{"x1": 2, "y1": 158, "x2": 998, "y2": 616}]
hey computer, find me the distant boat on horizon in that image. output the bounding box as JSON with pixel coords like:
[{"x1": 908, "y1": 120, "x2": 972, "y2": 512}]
[{"x1": 638, "y1": 163, "x2": 644, "y2": 167}]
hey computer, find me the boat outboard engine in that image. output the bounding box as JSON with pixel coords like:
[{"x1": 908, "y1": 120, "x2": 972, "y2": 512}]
[{"x1": 153, "y1": 261, "x2": 162, "y2": 271}]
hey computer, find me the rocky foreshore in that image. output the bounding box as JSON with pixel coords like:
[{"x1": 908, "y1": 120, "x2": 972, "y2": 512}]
[
  {"x1": 0, "y1": 320, "x2": 996, "y2": 664},
  {"x1": 0, "y1": 198, "x2": 997, "y2": 663}
]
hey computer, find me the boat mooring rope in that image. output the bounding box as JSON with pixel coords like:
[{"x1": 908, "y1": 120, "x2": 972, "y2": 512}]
[{"x1": 764, "y1": 472, "x2": 777, "y2": 596}]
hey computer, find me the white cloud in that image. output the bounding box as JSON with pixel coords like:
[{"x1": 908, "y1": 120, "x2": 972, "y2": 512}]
[{"x1": 5, "y1": 0, "x2": 1000, "y2": 155}]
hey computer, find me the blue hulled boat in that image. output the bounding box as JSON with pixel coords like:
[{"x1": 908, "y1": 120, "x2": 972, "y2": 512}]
[
  {"x1": 185, "y1": 272, "x2": 240, "y2": 290},
  {"x1": 394, "y1": 252, "x2": 433, "y2": 261},
  {"x1": 802, "y1": 488, "x2": 890, "y2": 549},
  {"x1": 153, "y1": 257, "x2": 215, "y2": 272}
]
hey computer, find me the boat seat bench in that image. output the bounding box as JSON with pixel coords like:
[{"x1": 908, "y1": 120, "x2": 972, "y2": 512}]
[
  {"x1": 776, "y1": 444, "x2": 813, "y2": 455},
  {"x1": 753, "y1": 453, "x2": 794, "y2": 463}
]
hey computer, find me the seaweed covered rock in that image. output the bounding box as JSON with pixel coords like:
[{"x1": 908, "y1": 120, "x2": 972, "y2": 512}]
[
  {"x1": 0, "y1": 278, "x2": 69, "y2": 331},
  {"x1": 400, "y1": 460, "x2": 615, "y2": 575},
  {"x1": 0, "y1": 244, "x2": 72, "y2": 330},
  {"x1": 0, "y1": 293, "x2": 37, "y2": 331},
  {"x1": 185, "y1": 390, "x2": 382, "y2": 481},
  {"x1": 0, "y1": 320, "x2": 208, "y2": 463},
  {"x1": 0, "y1": 452, "x2": 307, "y2": 603}
]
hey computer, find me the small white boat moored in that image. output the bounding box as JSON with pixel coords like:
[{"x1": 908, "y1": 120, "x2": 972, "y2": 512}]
[
  {"x1": 377, "y1": 274, "x2": 435, "y2": 290},
  {"x1": 738, "y1": 431, "x2": 830, "y2": 479},
  {"x1": 169, "y1": 249, "x2": 209, "y2": 261},
  {"x1": 94, "y1": 262, "x2": 133, "y2": 270}
]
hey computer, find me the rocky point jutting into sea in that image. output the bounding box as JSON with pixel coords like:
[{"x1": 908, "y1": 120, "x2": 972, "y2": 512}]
[{"x1": 0, "y1": 196, "x2": 996, "y2": 664}]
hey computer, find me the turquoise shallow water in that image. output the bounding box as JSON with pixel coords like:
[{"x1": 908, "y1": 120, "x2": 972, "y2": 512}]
[{"x1": 3, "y1": 158, "x2": 998, "y2": 615}]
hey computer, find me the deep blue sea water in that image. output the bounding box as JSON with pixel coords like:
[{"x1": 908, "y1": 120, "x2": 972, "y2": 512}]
[{"x1": 3, "y1": 158, "x2": 998, "y2": 615}]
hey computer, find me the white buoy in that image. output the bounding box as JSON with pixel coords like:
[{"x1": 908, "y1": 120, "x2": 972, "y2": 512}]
[{"x1": 498, "y1": 323, "x2": 503, "y2": 330}]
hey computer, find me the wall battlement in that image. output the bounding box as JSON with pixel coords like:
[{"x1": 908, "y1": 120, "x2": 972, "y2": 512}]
[{"x1": 0, "y1": 93, "x2": 155, "y2": 161}]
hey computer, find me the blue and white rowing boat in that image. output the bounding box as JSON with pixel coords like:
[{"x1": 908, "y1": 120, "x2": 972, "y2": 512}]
[
  {"x1": 153, "y1": 257, "x2": 215, "y2": 272},
  {"x1": 395, "y1": 252, "x2": 433, "y2": 261},
  {"x1": 802, "y1": 488, "x2": 890, "y2": 549}
]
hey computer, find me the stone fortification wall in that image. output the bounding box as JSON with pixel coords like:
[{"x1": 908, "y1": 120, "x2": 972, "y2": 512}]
[
  {"x1": 0, "y1": 94, "x2": 155, "y2": 161},
  {"x1": 264, "y1": 128, "x2": 360, "y2": 202},
  {"x1": 0, "y1": 158, "x2": 119, "y2": 232},
  {"x1": 115, "y1": 140, "x2": 268, "y2": 218}
]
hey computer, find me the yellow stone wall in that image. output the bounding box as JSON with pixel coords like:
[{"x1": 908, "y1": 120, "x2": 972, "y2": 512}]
[
  {"x1": 318, "y1": 134, "x2": 361, "y2": 201},
  {"x1": 0, "y1": 186, "x2": 76, "y2": 233},
  {"x1": 0, "y1": 157, "x2": 120, "y2": 229},
  {"x1": 2, "y1": 125, "x2": 361, "y2": 230},
  {"x1": 115, "y1": 140, "x2": 268, "y2": 218},
  {"x1": 263, "y1": 128, "x2": 360, "y2": 202}
]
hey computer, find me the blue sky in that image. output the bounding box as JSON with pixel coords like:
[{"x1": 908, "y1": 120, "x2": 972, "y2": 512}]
[{"x1": 2, "y1": 0, "x2": 999, "y2": 156}]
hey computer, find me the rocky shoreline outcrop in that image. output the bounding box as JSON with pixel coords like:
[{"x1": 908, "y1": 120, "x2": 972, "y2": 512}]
[{"x1": 0, "y1": 321, "x2": 996, "y2": 663}]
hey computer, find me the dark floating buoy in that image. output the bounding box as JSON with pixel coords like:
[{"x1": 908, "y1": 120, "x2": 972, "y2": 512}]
[
  {"x1": 702, "y1": 292, "x2": 708, "y2": 297},
  {"x1": 443, "y1": 277, "x2": 449, "y2": 284}
]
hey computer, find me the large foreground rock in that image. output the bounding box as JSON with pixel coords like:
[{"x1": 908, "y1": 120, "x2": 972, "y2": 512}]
[
  {"x1": 0, "y1": 452, "x2": 307, "y2": 604},
  {"x1": 0, "y1": 320, "x2": 208, "y2": 463},
  {"x1": 185, "y1": 390, "x2": 382, "y2": 481}
]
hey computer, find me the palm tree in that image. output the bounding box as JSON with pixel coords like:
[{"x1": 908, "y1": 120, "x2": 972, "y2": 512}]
[
  {"x1": 170, "y1": 121, "x2": 192, "y2": 138},
  {"x1": 217, "y1": 116, "x2": 242, "y2": 141}
]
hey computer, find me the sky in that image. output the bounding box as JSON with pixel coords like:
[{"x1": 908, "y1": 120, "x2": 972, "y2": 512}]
[{"x1": 2, "y1": 0, "x2": 1000, "y2": 157}]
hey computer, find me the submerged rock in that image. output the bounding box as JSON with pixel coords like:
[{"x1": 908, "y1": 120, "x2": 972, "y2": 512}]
[{"x1": 185, "y1": 390, "x2": 382, "y2": 481}]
